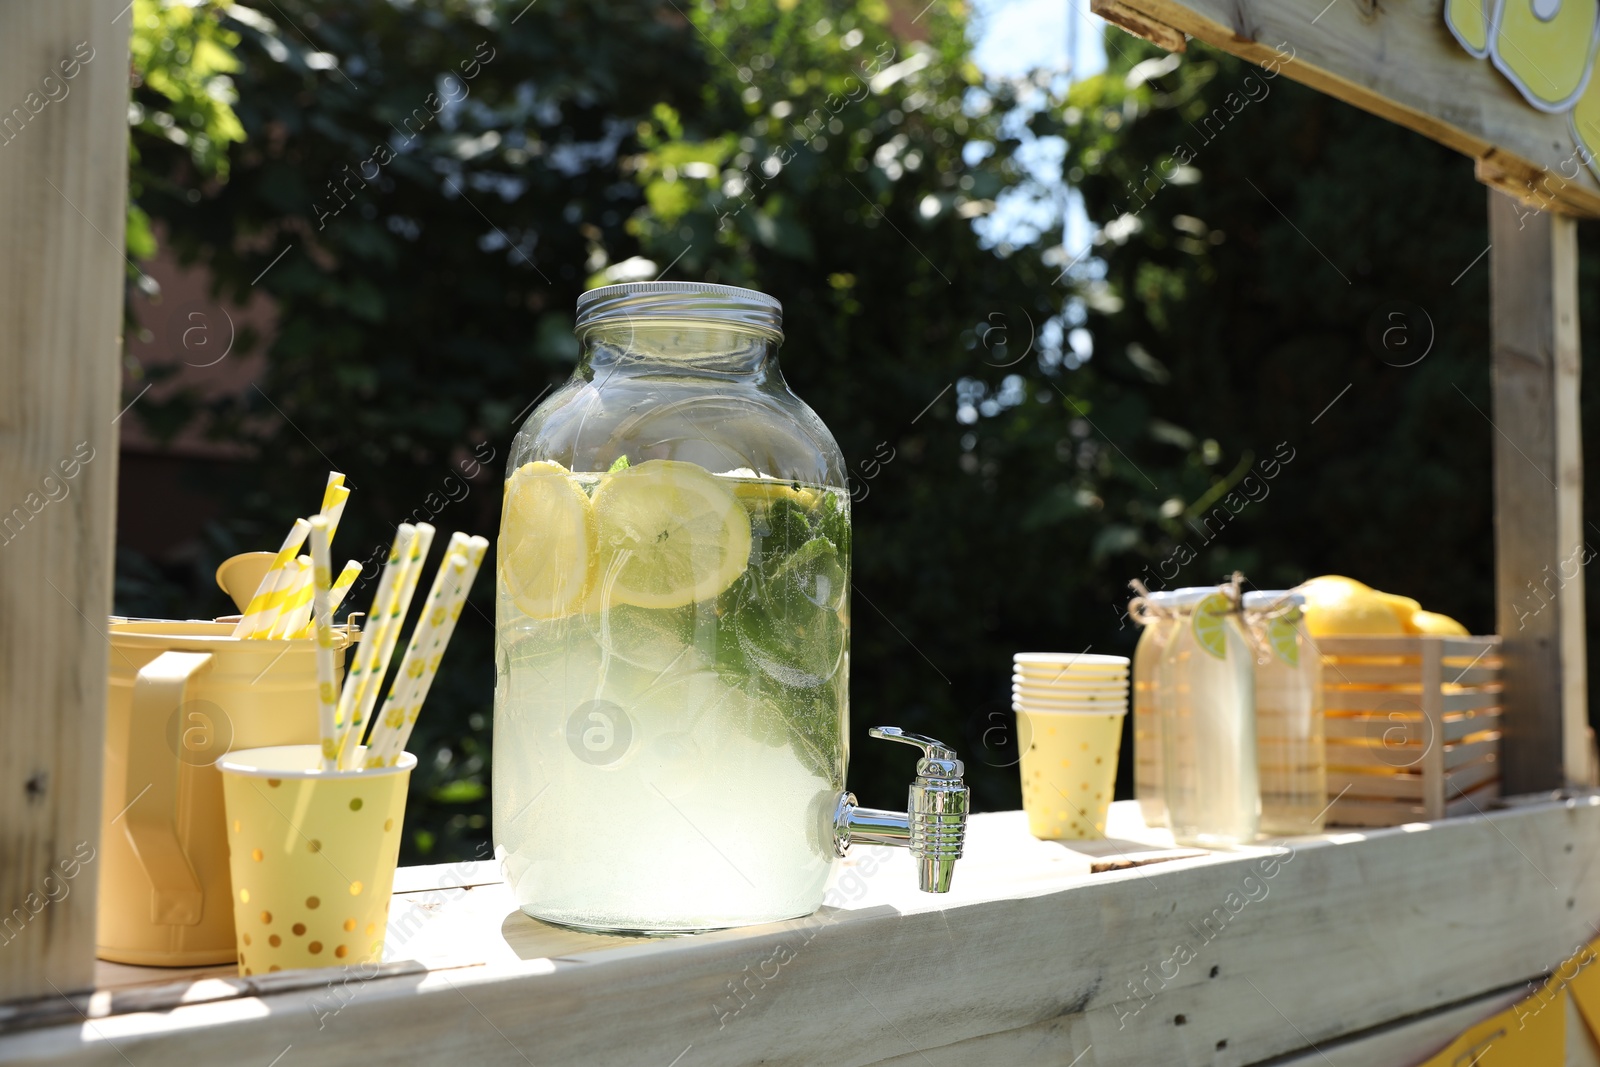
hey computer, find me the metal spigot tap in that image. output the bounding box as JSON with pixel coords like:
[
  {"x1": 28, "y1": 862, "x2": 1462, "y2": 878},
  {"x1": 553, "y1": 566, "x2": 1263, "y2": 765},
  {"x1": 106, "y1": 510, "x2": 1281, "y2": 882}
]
[{"x1": 832, "y1": 727, "x2": 970, "y2": 893}]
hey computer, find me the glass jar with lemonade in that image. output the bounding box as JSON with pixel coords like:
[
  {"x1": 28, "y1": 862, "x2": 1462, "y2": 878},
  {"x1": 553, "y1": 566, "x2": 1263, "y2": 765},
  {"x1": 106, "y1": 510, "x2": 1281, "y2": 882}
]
[
  {"x1": 493, "y1": 282, "x2": 851, "y2": 932},
  {"x1": 1131, "y1": 590, "x2": 1179, "y2": 828},
  {"x1": 1158, "y1": 586, "x2": 1259, "y2": 847},
  {"x1": 1242, "y1": 590, "x2": 1326, "y2": 836}
]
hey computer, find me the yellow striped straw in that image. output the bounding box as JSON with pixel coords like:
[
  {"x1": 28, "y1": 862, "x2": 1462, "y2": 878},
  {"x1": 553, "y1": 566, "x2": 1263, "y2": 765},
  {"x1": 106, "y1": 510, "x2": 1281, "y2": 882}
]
[
  {"x1": 308, "y1": 517, "x2": 341, "y2": 771},
  {"x1": 290, "y1": 560, "x2": 360, "y2": 639},
  {"x1": 266, "y1": 557, "x2": 312, "y2": 639},
  {"x1": 270, "y1": 478, "x2": 354, "y2": 638},
  {"x1": 320, "y1": 480, "x2": 350, "y2": 545},
  {"x1": 340, "y1": 523, "x2": 434, "y2": 768},
  {"x1": 368, "y1": 534, "x2": 486, "y2": 768},
  {"x1": 332, "y1": 524, "x2": 414, "y2": 763},
  {"x1": 232, "y1": 518, "x2": 310, "y2": 638}
]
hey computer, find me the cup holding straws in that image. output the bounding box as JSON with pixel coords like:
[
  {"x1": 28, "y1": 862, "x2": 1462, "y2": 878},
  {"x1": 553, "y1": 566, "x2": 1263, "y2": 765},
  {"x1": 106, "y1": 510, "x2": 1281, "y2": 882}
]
[{"x1": 218, "y1": 479, "x2": 487, "y2": 974}]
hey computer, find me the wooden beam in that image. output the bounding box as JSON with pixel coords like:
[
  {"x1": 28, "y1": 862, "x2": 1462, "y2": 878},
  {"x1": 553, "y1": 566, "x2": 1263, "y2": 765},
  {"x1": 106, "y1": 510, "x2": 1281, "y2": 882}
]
[
  {"x1": 1102, "y1": 0, "x2": 1600, "y2": 218},
  {"x1": 6, "y1": 803, "x2": 1600, "y2": 1066},
  {"x1": 1089, "y1": 0, "x2": 1187, "y2": 54},
  {"x1": 1489, "y1": 188, "x2": 1588, "y2": 793},
  {"x1": 0, "y1": 1, "x2": 130, "y2": 1001}
]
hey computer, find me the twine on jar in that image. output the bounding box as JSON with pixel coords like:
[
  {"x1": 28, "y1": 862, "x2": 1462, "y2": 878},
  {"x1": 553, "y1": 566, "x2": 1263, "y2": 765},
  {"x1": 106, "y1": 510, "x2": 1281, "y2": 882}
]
[
  {"x1": 1215, "y1": 571, "x2": 1275, "y2": 663},
  {"x1": 1126, "y1": 578, "x2": 1170, "y2": 627},
  {"x1": 1226, "y1": 572, "x2": 1309, "y2": 665},
  {"x1": 1218, "y1": 570, "x2": 1246, "y2": 614}
]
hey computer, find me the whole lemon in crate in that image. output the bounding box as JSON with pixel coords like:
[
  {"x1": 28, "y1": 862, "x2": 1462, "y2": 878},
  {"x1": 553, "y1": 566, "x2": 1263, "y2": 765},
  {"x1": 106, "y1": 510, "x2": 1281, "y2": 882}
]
[
  {"x1": 1410, "y1": 609, "x2": 1469, "y2": 636},
  {"x1": 1375, "y1": 591, "x2": 1422, "y2": 630},
  {"x1": 1298, "y1": 575, "x2": 1470, "y2": 637},
  {"x1": 1299, "y1": 576, "x2": 1408, "y2": 637}
]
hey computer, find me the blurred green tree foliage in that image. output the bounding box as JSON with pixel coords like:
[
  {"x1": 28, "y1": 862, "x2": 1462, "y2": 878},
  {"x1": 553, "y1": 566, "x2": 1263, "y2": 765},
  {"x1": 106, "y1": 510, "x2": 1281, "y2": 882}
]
[
  {"x1": 122, "y1": 1, "x2": 1596, "y2": 861},
  {"x1": 1051, "y1": 34, "x2": 1501, "y2": 621},
  {"x1": 124, "y1": 0, "x2": 1210, "y2": 852},
  {"x1": 1050, "y1": 30, "x2": 1600, "y2": 725},
  {"x1": 127, "y1": 0, "x2": 245, "y2": 261}
]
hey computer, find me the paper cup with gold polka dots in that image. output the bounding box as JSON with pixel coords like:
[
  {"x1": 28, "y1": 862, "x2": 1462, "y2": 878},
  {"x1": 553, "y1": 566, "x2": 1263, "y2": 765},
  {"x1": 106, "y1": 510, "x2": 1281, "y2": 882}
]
[
  {"x1": 217, "y1": 744, "x2": 414, "y2": 976},
  {"x1": 1016, "y1": 707, "x2": 1125, "y2": 840}
]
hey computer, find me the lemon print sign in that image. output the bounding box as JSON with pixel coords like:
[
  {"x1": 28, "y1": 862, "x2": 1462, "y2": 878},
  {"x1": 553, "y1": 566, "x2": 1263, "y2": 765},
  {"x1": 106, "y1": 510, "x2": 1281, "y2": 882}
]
[
  {"x1": 1446, "y1": 0, "x2": 1493, "y2": 56},
  {"x1": 1493, "y1": 0, "x2": 1600, "y2": 111},
  {"x1": 1446, "y1": 0, "x2": 1600, "y2": 177},
  {"x1": 1575, "y1": 63, "x2": 1600, "y2": 168}
]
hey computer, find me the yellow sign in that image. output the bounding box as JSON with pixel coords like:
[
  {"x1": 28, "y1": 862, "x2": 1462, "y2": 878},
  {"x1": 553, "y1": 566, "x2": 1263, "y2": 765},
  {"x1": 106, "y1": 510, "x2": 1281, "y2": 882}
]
[
  {"x1": 1446, "y1": 0, "x2": 1600, "y2": 176},
  {"x1": 1417, "y1": 986, "x2": 1564, "y2": 1066}
]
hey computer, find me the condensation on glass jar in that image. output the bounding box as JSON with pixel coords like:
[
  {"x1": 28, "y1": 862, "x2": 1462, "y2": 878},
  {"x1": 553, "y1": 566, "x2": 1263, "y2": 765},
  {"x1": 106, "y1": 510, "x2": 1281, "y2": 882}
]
[
  {"x1": 1131, "y1": 591, "x2": 1179, "y2": 829},
  {"x1": 1158, "y1": 587, "x2": 1259, "y2": 848},
  {"x1": 1242, "y1": 591, "x2": 1326, "y2": 836},
  {"x1": 492, "y1": 282, "x2": 851, "y2": 933}
]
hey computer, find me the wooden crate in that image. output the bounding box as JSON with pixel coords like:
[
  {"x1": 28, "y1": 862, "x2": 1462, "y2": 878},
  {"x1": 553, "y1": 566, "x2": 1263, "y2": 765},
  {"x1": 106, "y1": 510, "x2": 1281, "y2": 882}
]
[{"x1": 1319, "y1": 635, "x2": 1502, "y2": 827}]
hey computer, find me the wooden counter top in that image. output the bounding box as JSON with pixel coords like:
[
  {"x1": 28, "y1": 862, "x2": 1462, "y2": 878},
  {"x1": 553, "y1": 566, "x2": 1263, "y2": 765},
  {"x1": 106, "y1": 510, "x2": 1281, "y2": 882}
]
[{"x1": 4, "y1": 799, "x2": 1600, "y2": 1066}]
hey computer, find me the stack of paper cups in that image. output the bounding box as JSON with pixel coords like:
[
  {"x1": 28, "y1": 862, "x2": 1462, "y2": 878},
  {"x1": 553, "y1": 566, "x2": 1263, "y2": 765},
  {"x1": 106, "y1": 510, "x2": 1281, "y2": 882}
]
[{"x1": 1013, "y1": 653, "x2": 1130, "y2": 840}]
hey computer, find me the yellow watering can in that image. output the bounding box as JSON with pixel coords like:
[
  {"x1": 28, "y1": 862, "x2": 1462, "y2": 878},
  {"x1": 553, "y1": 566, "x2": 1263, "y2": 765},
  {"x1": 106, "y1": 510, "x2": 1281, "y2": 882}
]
[{"x1": 97, "y1": 616, "x2": 354, "y2": 966}]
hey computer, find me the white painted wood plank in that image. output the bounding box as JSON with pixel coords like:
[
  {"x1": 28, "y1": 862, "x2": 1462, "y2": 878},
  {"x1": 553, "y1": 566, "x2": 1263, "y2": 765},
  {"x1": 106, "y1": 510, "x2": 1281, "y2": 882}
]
[{"x1": 2, "y1": 801, "x2": 1599, "y2": 1066}]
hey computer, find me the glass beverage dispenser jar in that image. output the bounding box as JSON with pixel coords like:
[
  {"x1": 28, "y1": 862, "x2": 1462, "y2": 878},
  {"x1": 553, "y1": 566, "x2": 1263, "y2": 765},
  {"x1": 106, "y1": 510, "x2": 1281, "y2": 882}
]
[{"x1": 493, "y1": 282, "x2": 967, "y2": 933}]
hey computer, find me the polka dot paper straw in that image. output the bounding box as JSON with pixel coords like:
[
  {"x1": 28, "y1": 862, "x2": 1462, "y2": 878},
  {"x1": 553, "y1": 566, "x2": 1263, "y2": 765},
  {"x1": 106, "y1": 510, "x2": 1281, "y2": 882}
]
[
  {"x1": 337, "y1": 524, "x2": 434, "y2": 769},
  {"x1": 332, "y1": 524, "x2": 415, "y2": 765},
  {"x1": 308, "y1": 517, "x2": 341, "y2": 772},
  {"x1": 367, "y1": 535, "x2": 487, "y2": 768}
]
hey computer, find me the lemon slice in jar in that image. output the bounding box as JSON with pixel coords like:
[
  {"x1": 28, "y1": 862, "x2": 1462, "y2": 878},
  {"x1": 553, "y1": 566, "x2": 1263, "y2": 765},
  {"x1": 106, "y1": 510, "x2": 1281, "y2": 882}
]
[
  {"x1": 730, "y1": 477, "x2": 820, "y2": 513},
  {"x1": 591, "y1": 459, "x2": 752, "y2": 610},
  {"x1": 1191, "y1": 593, "x2": 1233, "y2": 660},
  {"x1": 499, "y1": 460, "x2": 596, "y2": 620}
]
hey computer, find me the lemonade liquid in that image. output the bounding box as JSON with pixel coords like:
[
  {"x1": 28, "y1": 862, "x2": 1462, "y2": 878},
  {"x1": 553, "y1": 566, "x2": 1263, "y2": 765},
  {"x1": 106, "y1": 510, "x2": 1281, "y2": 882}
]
[
  {"x1": 1242, "y1": 591, "x2": 1326, "y2": 836},
  {"x1": 1159, "y1": 590, "x2": 1259, "y2": 847},
  {"x1": 1132, "y1": 599, "x2": 1178, "y2": 828},
  {"x1": 494, "y1": 462, "x2": 849, "y2": 932}
]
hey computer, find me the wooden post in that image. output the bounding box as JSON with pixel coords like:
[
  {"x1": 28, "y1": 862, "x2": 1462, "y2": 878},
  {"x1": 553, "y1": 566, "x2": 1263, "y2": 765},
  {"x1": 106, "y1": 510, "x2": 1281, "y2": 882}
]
[
  {"x1": 1488, "y1": 189, "x2": 1587, "y2": 794},
  {"x1": 0, "y1": 2, "x2": 130, "y2": 1001}
]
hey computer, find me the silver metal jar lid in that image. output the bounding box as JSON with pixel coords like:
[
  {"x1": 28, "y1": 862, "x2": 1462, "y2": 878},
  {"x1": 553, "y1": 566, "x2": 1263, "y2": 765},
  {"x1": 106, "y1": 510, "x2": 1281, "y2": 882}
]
[
  {"x1": 1242, "y1": 590, "x2": 1306, "y2": 609},
  {"x1": 575, "y1": 281, "x2": 784, "y2": 341}
]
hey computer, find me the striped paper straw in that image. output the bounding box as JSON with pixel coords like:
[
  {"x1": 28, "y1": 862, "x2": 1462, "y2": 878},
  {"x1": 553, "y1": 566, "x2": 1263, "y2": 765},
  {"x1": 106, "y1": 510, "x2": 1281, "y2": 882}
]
[
  {"x1": 308, "y1": 517, "x2": 341, "y2": 771},
  {"x1": 290, "y1": 560, "x2": 360, "y2": 639},
  {"x1": 271, "y1": 480, "x2": 354, "y2": 638},
  {"x1": 339, "y1": 524, "x2": 434, "y2": 768},
  {"x1": 232, "y1": 518, "x2": 311, "y2": 638},
  {"x1": 320, "y1": 479, "x2": 350, "y2": 544},
  {"x1": 368, "y1": 535, "x2": 487, "y2": 768},
  {"x1": 266, "y1": 557, "x2": 312, "y2": 639},
  {"x1": 332, "y1": 524, "x2": 414, "y2": 764}
]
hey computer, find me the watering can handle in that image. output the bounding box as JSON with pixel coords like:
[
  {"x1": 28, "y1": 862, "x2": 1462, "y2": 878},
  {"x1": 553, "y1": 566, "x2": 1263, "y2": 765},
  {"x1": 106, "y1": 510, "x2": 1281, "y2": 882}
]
[{"x1": 124, "y1": 650, "x2": 212, "y2": 926}]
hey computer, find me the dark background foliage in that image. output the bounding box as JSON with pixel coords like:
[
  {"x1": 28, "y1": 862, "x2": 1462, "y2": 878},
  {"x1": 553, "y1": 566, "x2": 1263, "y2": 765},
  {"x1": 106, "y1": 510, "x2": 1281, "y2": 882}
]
[{"x1": 120, "y1": 0, "x2": 1600, "y2": 863}]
